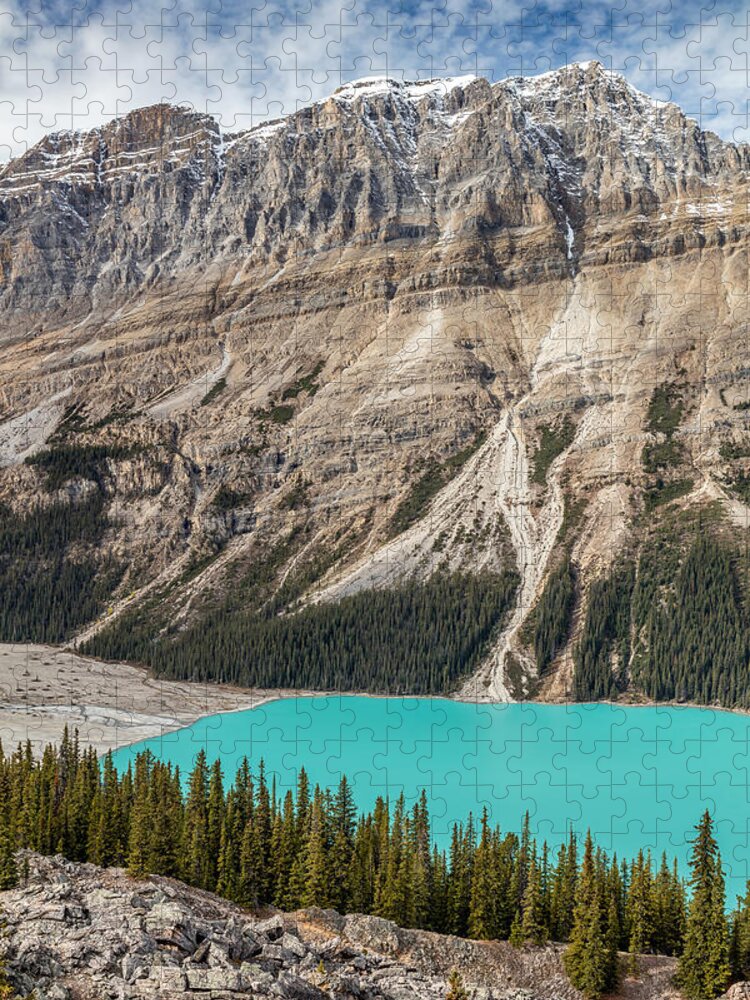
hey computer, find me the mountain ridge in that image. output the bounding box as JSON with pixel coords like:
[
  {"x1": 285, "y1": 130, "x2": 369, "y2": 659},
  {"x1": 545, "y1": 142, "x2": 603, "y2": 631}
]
[{"x1": 0, "y1": 60, "x2": 749, "y2": 703}]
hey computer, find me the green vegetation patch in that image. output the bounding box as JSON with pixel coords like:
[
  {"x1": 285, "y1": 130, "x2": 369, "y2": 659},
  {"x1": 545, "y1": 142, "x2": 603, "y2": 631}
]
[
  {"x1": 555, "y1": 493, "x2": 588, "y2": 549},
  {"x1": 0, "y1": 495, "x2": 124, "y2": 644},
  {"x1": 641, "y1": 439, "x2": 686, "y2": 473},
  {"x1": 282, "y1": 362, "x2": 324, "y2": 400},
  {"x1": 573, "y1": 563, "x2": 634, "y2": 701},
  {"x1": 51, "y1": 403, "x2": 137, "y2": 439},
  {"x1": 84, "y1": 570, "x2": 519, "y2": 695},
  {"x1": 643, "y1": 477, "x2": 694, "y2": 513},
  {"x1": 389, "y1": 432, "x2": 486, "y2": 538},
  {"x1": 50, "y1": 403, "x2": 88, "y2": 440},
  {"x1": 534, "y1": 559, "x2": 576, "y2": 674},
  {"x1": 721, "y1": 440, "x2": 750, "y2": 461},
  {"x1": 575, "y1": 508, "x2": 750, "y2": 708},
  {"x1": 26, "y1": 442, "x2": 145, "y2": 491},
  {"x1": 200, "y1": 378, "x2": 227, "y2": 407},
  {"x1": 531, "y1": 417, "x2": 575, "y2": 486},
  {"x1": 270, "y1": 405, "x2": 295, "y2": 424},
  {"x1": 645, "y1": 383, "x2": 685, "y2": 436},
  {"x1": 212, "y1": 485, "x2": 254, "y2": 511},
  {"x1": 726, "y1": 472, "x2": 750, "y2": 505},
  {"x1": 281, "y1": 477, "x2": 310, "y2": 511}
]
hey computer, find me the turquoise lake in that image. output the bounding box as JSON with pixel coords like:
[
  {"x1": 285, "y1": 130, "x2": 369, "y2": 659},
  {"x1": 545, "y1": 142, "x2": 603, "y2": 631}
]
[{"x1": 110, "y1": 697, "x2": 750, "y2": 901}]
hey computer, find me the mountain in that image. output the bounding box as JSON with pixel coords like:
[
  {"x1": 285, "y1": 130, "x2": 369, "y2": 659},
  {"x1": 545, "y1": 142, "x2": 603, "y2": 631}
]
[{"x1": 1, "y1": 61, "x2": 749, "y2": 704}]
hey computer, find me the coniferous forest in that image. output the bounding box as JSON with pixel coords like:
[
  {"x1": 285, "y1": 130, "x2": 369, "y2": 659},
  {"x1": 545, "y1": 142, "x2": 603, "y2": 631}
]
[
  {"x1": 574, "y1": 526, "x2": 750, "y2": 707},
  {"x1": 84, "y1": 571, "x2": 519, "y2": 694},
  {"x1": 0, "y1": 495, "x2": 124, "y2": 644},
  {"x1": 0, "y1": 732, "x2": 749, "y2": 1000}
]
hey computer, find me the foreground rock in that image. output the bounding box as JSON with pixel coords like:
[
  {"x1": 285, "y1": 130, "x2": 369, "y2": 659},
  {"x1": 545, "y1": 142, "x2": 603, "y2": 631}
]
[{"x1": 1, "y1": 854, "x2": 682, "y2": 999}]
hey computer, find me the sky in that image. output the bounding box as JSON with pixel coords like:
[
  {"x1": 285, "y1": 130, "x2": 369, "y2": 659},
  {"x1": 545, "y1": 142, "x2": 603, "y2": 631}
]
[{"x1": 1, "y1": 0, "x2": 750, "y2": 160}]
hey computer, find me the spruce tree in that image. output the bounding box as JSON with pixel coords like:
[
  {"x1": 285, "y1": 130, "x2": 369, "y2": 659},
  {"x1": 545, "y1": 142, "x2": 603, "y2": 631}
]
[
  {"x1": 302, "y1": 789, "x2": 329, "y2": 908},
  {"x1": 678, "y1": 811, "x2": 730, "y2": 1000},
  {"x1": 731, "y1": 878, "x2": 750, "y2": 979},
  {"x1": 563, "y1": 832, "x2": 610, "y2": 998},
  {"x1": 0, "y1": 911, "x2": 16, "y2": 1000},
  {"x1": 520, "y1": 846, "x2": 547, "y2": 945},
  {"x1": 627, "y1": 849, "x2": 653, "y2": 973},
  {"x1": 445, "y1": 968, "x2": 468, "y2": 1000},
  {"x1": 127, "y1": 752, "x2": 152, "y2": 877},
  {"x1": 182, "y1": 751, "x2": 210, "y2": 890},
  {"x1": 0, "y1": 824, "x2": 16, "y2": 892},
  {"x1": 206, "y1": 759, "x2": 225, "y2": 892},
  {"x1": 469, "y1": 810, "x2": 497, "y2": 939}
]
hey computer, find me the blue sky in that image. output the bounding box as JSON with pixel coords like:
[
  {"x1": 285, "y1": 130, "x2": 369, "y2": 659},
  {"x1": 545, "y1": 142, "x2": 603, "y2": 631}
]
[{"x1": 1, "y1": 0, "x2": 750, "y2": 159}]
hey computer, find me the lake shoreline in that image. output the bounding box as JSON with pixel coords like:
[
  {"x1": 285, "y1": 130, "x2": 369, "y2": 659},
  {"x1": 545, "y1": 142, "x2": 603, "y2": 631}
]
[{"x1": 2, "y1": 640, "x2": 747, "y2": 757}]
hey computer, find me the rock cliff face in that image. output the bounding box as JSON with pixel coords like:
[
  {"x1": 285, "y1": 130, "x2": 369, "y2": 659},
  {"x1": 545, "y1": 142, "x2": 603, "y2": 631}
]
[
  {"x1": 1, "y1": 61, "x2": 749, "y2": 697},
  {"x1": 1, "y1": 853, "x2": 679, "y2": 1000}
]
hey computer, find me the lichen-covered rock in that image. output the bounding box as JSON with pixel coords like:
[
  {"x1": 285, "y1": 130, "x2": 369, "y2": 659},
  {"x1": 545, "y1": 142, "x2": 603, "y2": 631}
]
[{"x1": 0, "y1": 853, "x2": 606, "y2": 999}]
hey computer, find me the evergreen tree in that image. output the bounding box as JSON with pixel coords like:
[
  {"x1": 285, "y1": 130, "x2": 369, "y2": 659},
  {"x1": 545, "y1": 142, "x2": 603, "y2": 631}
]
[
  {"x1": 303, "y1": 789, "x2": 330, "y2": 908},
  {"x1": 0, "y1": 911, "x2": 17, "y2": 1000},
  {"x1": 88, "y1": 752, "x2": 122, "y2": 867},
  {"x1": 469, "y1": 810, "x2": 498, "y2": 940},
  {"x1": 127, "y1": 752, "x2": 152, "y2": 877},
  {"x1": 520, "y1": 845, "x2": 547, "y2": 945},
  {"x1": 0, "y1": 823, "x2": 17, "y2": 891},
  {"x1": 508, "y1": 910, "x2": 524, "y2": 947},
  {"x1": 182, "y1": 750, "x2": 210, "y2": 890},
  {"x1": 550, "y1": 828, "x2": 577, "y2": 941},
  {"x1": 678, "y1": 811, "x2": 730, "y2": 1000},
  {"x1": 445, "y1": 968, "x2": 468, "y2": 1000},
  {"x1": 627, "y1": 849, "x2": 654, "y2": 973},
  {"x1": 206, "y1": 759, "x2": 225, "y2": 892},
  {"x1": 563, "y1": 832, "x2": 612, "y2": 998}
]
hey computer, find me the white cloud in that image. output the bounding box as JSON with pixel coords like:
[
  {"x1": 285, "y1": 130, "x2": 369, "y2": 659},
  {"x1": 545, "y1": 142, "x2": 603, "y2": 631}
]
[{"x1": 0, "y1": 0, "x2": 749, "y2": 161}]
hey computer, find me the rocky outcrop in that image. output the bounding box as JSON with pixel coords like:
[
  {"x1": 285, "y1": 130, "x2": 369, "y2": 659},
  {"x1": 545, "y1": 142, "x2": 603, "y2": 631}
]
[
  {"x1": 0, "y1": 853, "x2": 680, "y2": 1000},
  {"x1": 1, "y1": 62, "x2": 749, "y2": 696}
]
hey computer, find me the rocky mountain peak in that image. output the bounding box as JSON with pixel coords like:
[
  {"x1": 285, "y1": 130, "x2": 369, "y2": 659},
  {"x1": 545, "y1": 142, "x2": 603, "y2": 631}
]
[{"x1": 0, "y1": 60, "x2": 749, "y2": 705}]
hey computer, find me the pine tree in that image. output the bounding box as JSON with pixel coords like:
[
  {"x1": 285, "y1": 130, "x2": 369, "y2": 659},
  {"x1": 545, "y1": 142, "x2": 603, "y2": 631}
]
[
  {"x1": 731, "y1": 877, "x2": 750, "y2": 979},
  {"x1": 216, "y1": 794, "x2": 242, "y2": 901},
  {"x1": 446, "y1": 817, "x2": 474, "y2": 937},
  {"x1": 469, "y1": 809, "x2": 497, "y2": 939},
  {"x1": 182, "y1": 751, "x2": 210, "y2": 890},
  {"x1": 349, "y1": 816, "x2": 375, "y2": 915},
  {"x1": 550, "y1": 828, "x2": 577, "y2": 941},
  {"x1": 127, "y1": 752, "x2": 152, "y2": 877},
  {"x1": 627, "y1": 849, "x2": 653, "y2": 973},
  {"x1": 251, "y1": 762, "x2": 273, "y2": 902},
  {"x1": 509, "y1": 910, "x2": 524, "y2": 947},
  {"x1": 563, "y1": 832, "x2": 611, "y2": 998},
  {"x1": 520, "y1": 845, "x2": 547, "y2": 945},
  {"x1": 303, "y1": 789, "x2": 329, "y2": 908},
  {"x1": 678, "y1": 811, "x2": 730, "y2": 1000},
  {"x1": 445, "y1": 968, "x2": 468, "y2": 1000},
  {"x1": 206, "y1": 759, "x2": 225, "y2": 892},
  {"x1": 88, "y1": 752, "x2": 122, "y2": 867},
  {"x1": 604, "y1": 892, "x2": 621, "y2": 990},
  {"x1": 0, "y1": 823, "x2": 16, "y2": 891}
]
